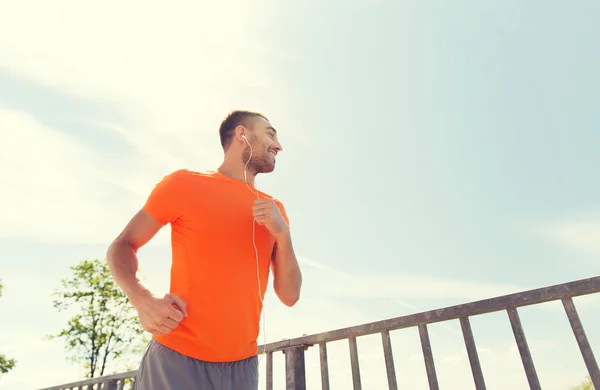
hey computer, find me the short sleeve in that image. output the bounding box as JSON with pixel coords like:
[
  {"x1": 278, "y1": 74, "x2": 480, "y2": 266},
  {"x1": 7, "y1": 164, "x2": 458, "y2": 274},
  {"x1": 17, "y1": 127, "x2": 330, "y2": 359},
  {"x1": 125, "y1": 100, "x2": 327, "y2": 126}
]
[
  {"x1": 275, "y1": 200, "x2": 290, "y2": 227},
  {"x1": 143, "y1": 170, "x2": 187, "y2": 225}
]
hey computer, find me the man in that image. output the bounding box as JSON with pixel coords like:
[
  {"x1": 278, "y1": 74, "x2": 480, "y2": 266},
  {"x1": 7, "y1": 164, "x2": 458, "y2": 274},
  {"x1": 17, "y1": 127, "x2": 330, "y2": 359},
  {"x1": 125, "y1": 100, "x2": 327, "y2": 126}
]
[{"x1": 106, "y1": 110, "x2": 302, "y2": 390}]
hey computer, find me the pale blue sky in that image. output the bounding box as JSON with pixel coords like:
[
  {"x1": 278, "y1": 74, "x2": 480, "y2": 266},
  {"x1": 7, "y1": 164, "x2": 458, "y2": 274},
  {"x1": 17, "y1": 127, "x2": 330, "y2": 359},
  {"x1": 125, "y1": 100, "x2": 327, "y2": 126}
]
[{"x1": 0, "y1": 1, "x2": 599, "y2": 389}]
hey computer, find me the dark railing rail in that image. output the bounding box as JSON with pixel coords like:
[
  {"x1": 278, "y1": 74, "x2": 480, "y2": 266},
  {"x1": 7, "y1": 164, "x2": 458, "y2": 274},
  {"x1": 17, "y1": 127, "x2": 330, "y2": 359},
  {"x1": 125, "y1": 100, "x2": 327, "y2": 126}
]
[{"x1": 39, "y1": 276, "x2": 600, "y2": 390}]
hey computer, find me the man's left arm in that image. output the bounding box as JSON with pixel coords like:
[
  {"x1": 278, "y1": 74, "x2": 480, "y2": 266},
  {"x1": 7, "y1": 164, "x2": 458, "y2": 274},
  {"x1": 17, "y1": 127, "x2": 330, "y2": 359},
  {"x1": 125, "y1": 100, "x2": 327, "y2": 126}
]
[
  {"x1": 252, "y1": 199, "x2": 302, "y2": 307},
  {"x1": 271, "y1": 230, "x2": 302, "y2": 306}
]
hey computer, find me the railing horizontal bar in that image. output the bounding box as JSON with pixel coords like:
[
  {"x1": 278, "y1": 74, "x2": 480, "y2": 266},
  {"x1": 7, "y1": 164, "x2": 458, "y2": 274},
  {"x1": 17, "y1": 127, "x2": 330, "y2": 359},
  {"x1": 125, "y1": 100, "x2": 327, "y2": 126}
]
[
  {"x1": 37, "y1": 371, "x2": 137, "y2": 390},
  {"x1": 562, "y1": 297, "x2": 600, "y2": 388},
  {"x1": 418, "y1": 324, "x2": 439, "y2": 390},
  {"x1": 319, "y1": 343, "x2": 330, "y2": 390},
  {"x1": 459, "y1": 316, "x2": 486, "y2": 390},
  {"x1": 349, "y1": 337, "x2": 362, "y2": 390},
  {"x1": 507, "y1": 307, "x2": 541, "y2": 390},
  {"x1": 40, "y1": 277, "x2": 600, "y2": 390},
  {"x1": 262, "y1": 276, "x2": 600, "y2": 353},
  {"x1": 381, "y1": 330, "x2": 398, "y2": 390}
]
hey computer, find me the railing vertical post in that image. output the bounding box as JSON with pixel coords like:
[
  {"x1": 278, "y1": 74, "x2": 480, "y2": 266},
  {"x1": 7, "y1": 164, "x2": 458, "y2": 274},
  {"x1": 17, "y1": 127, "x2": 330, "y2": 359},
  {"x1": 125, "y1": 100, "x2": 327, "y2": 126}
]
[
  {"x1": 266, "y1": 351, "x2": 274, "y2": 390},
  {"x1": 381, "y1": 330, "x2": 398, "y2": 390},
  {"x1": 348, "y1": 337, "x2": 362, "y2": 390},
  {"x1": 507, "y1": 307, "x2": 541, "y2": 390},
  {"x1": 418, "y1": 323, "x2": 439, "y2": 390},
  {"x1": 284, "y1": 345, "x2": 307, "y2": 390},
  {"x1": 562, "y1": 297, "x2": 600, "y2": 388},
  {"x1": 104, "y1": 379, "x2": 118, "y2": 390},
  {"x1": 319, "y1": 343, "x2": 330, "y2": 390},
  {"x1": 459, "y1": 316, "x2": 486, "y2": 390}
]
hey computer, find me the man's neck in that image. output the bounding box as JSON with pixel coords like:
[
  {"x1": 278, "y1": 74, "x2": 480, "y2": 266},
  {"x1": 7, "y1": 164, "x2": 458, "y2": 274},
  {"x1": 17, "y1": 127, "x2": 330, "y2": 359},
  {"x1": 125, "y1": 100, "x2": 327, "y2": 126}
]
[{"x1": 217, "y1": 160, "x2": 256, "y2": 186}]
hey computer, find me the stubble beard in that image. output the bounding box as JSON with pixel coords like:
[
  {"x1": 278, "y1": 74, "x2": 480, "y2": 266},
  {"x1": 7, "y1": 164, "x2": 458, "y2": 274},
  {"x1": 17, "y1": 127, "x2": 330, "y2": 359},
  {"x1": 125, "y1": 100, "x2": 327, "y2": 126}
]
[{"x1": 242, "y1": 142, "x2": 275, "y2": 175}]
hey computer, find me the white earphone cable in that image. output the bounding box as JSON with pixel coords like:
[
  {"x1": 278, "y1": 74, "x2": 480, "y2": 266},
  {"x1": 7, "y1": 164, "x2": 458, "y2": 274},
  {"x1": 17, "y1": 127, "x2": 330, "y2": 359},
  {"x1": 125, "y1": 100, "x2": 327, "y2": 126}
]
[{"x1": 242, "y1": 137, "x2": 267, "y2": 371}]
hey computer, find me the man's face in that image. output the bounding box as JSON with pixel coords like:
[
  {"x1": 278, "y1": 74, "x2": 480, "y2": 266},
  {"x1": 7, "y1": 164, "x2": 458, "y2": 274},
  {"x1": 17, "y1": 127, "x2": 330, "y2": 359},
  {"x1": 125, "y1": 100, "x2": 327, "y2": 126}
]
[{"x1": 242, "y1": 117, "x2": 282, "y2": 174}]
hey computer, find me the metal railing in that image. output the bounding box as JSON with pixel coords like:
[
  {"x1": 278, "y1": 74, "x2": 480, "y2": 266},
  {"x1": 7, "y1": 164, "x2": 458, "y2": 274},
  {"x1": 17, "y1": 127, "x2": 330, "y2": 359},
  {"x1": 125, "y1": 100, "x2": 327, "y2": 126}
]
[{"x1": 39, "y1": 276, "x2": 600, "y2": 390}]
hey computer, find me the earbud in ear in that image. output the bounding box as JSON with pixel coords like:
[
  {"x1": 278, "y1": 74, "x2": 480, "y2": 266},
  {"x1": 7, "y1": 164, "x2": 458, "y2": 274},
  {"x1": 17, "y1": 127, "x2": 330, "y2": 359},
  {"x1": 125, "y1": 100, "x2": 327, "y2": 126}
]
[{"x1": 242, "y1": 135, "x2": 247, "y2": 140}]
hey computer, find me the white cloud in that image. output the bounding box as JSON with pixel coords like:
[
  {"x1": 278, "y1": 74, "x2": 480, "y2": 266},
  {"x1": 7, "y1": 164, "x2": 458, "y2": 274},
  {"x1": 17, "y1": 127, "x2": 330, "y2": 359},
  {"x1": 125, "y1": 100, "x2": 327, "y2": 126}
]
[
  {"x1": 297, "y1": 257, "x2": 526, "y2": 303},
  {"x1": 0, "y1": 0, "x2": 284, "y2": 135},
  {"x1": 538, "y1": 213, "x2": 600, "y2": 256},
  {"x1": 0, "y1": 107, "x2": 128, "y2": 243},
  {"x1": 0, "y1": 1, "x2": 291, "y2": 245},
  {"x1": 507, "y1": 339, "x2": 560, "y2": 359},
  {"x1": 440, "y1": 355, "x2": 463, "y2": 363},
  {"x1": 0, "y1": 107, "x2": 210, "y2": 245},
  {"x1": 0, "y1": 107, "x2": 188, "y2": 248}
]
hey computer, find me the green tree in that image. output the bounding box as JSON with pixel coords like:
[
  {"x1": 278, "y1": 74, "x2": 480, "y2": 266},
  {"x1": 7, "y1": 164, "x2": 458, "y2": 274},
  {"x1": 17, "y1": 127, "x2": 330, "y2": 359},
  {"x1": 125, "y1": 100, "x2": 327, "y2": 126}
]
[
  {"x1": 48, "y1": 259, "x2": 147, "y2": 378},
  {"x1": 570, "y1": 376, "x2": 594, "y2": 390},
  {"x1": 0, "y1": 279, "x2": 17, "y2": 374}
]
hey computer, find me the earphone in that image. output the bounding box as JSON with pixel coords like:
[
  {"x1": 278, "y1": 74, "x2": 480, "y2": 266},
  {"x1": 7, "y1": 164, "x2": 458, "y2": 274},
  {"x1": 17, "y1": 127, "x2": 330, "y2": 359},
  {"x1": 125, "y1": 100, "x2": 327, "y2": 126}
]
[{"x1": 241, "y1": 134, "x2": 267, "y2": 371}]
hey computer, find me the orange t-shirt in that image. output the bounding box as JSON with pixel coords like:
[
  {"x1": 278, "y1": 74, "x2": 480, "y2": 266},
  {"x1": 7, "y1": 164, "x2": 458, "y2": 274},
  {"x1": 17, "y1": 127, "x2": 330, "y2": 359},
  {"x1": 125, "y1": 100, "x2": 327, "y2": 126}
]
[{"x1": 142, "y1": 169, "x2": 289, "y2": 362}]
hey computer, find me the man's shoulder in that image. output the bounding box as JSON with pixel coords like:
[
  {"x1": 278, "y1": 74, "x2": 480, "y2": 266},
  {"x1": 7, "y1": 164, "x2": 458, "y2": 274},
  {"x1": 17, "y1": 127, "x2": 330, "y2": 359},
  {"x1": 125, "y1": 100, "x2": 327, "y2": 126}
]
[
  {"x1": 163, "y1": 169, "x2": 219, "y2": 182},
  {"x1": 257, "y1": 190, "x2": 284, "y2": 205},
  {"x1": 150, "y1": 169, "x2": 221, "y2": 196},
  {"x1": 260, "y1": 193, "x2": 289, "y2": 223},
  {"x1": 258, "y1": 192, "x2": 287, "y2": 220}
]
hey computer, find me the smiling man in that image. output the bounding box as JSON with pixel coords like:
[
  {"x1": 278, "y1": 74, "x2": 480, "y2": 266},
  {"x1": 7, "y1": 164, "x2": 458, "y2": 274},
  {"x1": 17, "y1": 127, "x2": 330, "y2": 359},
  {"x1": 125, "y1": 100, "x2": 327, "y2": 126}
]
[{"x1": 106, "y1": 110, "x2": 302, "y2": 390}]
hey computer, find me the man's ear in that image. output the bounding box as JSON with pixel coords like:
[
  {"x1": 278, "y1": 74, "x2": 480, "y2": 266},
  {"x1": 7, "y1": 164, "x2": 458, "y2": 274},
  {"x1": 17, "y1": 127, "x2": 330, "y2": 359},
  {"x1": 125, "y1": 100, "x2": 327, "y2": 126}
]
[{"x1": 234, "y1": 125, "x2": 247, "y2": 142}]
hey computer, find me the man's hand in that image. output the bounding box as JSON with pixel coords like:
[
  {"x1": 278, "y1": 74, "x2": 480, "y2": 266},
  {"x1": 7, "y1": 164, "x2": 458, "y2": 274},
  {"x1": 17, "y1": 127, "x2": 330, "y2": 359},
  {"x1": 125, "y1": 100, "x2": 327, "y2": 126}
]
[
  {"x1": 132, "y1": 293, "x2": 188, "y2": 337},
  {"x1": 252, "y1": 199, "x2": 289, "y2": 238}
]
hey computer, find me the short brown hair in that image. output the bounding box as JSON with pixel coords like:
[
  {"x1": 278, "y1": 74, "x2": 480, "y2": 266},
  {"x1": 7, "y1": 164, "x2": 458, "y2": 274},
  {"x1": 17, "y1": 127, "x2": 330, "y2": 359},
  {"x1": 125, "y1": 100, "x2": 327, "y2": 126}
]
[{"x1": 219, "y1": 110, "x2": 268, "y2": 150}]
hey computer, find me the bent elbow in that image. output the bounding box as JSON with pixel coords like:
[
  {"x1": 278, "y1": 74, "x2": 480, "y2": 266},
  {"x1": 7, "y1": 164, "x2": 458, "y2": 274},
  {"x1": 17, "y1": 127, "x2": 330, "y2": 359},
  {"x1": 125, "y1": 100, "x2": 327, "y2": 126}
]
[
  {"x1": 280, "y1": 293, "x2": 300, "y2": 307},
  {"x1": 274, "y1": 274, "x2": 302, "y2": 307},
  {"x1": 106, "y1": 238, "x2": 135, "y2": 266},
  {"x1": 106, "y1": 239, "x2": 122, "y2": 263},
  {"x1": 106, "y1": 241, "x2": 116, "y2": 264}
]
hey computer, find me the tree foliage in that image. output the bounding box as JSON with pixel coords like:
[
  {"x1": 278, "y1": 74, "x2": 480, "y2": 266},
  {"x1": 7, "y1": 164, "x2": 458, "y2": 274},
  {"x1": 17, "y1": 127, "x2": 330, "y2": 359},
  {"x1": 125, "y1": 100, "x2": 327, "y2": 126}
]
[
  {"x1": 570, "y1": 376, "x2": 595, "y2": 390},
  {"x1": 0, "y1": 279, "x2": 17, "y2": 375},
  {"x1": 48, "y1": 259, "x2": 147, "y2": 378}
]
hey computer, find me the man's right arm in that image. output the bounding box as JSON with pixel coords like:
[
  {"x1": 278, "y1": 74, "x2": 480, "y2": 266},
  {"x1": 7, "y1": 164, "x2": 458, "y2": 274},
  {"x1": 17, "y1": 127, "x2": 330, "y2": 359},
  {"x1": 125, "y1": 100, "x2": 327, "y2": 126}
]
[
  {"x1": 106, "y1": 209, "x2": 187, "y2": 336},
  {"x1": 106, "y1": 209, "x2": 162, "y2": 306}
]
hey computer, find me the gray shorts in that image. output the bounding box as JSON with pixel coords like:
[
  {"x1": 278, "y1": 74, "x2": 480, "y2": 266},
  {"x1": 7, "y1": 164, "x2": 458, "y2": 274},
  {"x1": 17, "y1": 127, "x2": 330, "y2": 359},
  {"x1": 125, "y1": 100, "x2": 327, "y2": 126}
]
[{"x1": 133, "y1": 339, "x2": 259, "y2": 390}]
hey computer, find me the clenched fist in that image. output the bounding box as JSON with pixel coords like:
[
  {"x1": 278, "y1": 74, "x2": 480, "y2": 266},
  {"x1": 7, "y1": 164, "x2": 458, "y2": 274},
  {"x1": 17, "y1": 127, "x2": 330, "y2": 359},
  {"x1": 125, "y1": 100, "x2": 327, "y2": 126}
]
[
  {"x1": 252, "y1": 199, "x2": 289, "y2": 238},
  {"x1": 133, "y1": 293, "x2": 188, "y2": 337}
]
